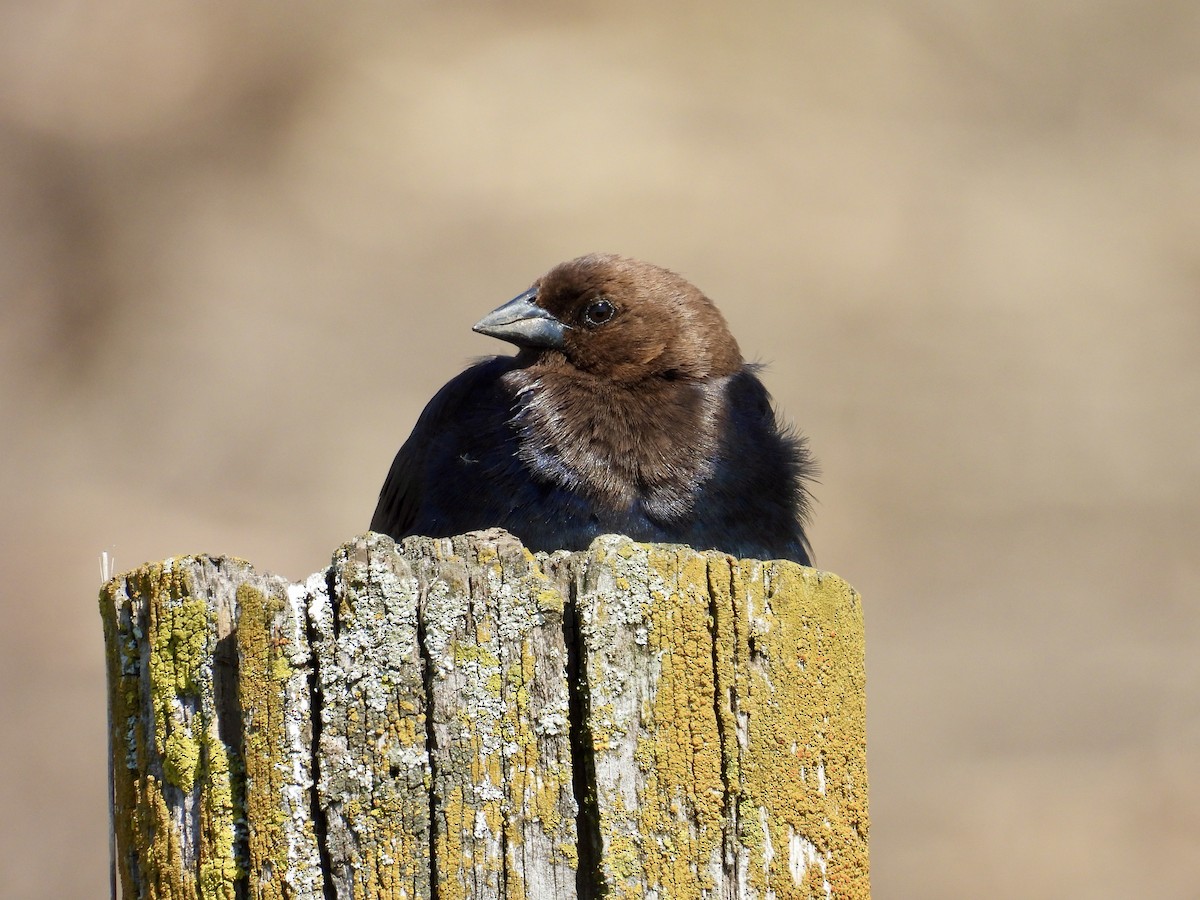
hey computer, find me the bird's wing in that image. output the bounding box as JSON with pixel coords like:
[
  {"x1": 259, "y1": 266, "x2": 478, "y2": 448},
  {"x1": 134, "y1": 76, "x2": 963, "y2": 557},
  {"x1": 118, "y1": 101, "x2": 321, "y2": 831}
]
[
  {"x1": 369, "y1": 428, "x2": 423, "y2": 538},
  {"x1": 720, "y1": 367, "x2": 816, "y2": 566},
  {"x1": 369, "y1": 357, "x2": 514, "y2": 539}
]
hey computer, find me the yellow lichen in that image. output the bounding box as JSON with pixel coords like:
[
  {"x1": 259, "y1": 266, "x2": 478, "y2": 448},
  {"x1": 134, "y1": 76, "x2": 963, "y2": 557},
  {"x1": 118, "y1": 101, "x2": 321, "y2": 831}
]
[
  {"x1": 735, "y1": 561, "x2": 870, "y2": 898},
  {"x1": 584, "y1": 540, "x2": 868, "y2": 898},
  {"x1": 103, "y1": 559, "x2": 243, "y2": 898},
  {"x1": 198, "y1": 729, "x2": 239, "y2": 900},
  {"x1": 536, "y1": 588, "x2": 565, "y2": 613},
  {"x1": 237, "y1": 584, "x2": 293, "y2": 900},
  {"x1": 163, "y1": 728, "x2": 200, "y2": 792},
  {"x1": 148, "y1": 583, "x2": 210, "y2": 792}
]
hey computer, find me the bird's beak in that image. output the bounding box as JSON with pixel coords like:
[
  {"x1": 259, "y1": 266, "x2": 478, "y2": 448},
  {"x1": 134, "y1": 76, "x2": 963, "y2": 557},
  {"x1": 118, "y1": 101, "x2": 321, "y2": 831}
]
[{"x1": 472, "y1": 288, "x2": 569, "y2": 350}]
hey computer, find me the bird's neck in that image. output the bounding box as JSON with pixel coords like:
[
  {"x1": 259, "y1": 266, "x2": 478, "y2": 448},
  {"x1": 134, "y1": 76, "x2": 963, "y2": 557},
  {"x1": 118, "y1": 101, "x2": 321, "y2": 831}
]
[{"x1": 502, "y1": 368, "x2": 728, "y2": 517}]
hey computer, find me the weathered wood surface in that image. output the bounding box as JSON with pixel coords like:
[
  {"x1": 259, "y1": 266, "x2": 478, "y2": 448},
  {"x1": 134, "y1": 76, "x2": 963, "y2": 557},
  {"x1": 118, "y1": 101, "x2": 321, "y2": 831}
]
[{"x1": 101, "y1": 530, "x2": 868, "y2": 899}]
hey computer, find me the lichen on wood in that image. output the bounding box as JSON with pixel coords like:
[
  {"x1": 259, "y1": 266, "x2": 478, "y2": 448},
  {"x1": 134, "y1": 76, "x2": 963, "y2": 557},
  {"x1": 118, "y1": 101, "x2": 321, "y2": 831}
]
[
  {"x1": 101, "y1": 530, "x2": 868, "y2": 899},
  {"x1": 101, "y1": 556, "x2": 284, "y2": 899},
  {"x1": 575, "y1": 538, "x2": 869, "y2": 900}
]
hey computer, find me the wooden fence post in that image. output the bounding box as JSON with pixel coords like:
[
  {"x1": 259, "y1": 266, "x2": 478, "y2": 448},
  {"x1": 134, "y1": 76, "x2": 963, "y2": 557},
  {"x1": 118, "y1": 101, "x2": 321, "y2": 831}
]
[{"x1": 100, "y1": 530, "x2": 868, "y2": 899}]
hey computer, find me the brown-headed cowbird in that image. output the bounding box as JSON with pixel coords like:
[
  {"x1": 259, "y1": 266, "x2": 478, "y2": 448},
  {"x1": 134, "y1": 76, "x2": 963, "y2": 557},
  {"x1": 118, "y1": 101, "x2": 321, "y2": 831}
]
[{"x1": 370, "y1": 254, "x2": 814, "y2": 564}]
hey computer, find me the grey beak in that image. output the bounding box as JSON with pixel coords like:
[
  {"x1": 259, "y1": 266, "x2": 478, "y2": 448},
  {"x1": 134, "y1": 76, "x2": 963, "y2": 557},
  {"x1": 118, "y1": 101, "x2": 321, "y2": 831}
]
[{"x1": 472, "y1": 288, "x2": 569, "y2": 350}]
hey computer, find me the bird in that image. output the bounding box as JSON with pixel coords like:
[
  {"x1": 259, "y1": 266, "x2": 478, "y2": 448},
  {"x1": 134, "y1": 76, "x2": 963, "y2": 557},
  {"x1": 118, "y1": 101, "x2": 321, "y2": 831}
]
[{"x1": 370, "y1": 254, "x2": 815, "y2": 565}]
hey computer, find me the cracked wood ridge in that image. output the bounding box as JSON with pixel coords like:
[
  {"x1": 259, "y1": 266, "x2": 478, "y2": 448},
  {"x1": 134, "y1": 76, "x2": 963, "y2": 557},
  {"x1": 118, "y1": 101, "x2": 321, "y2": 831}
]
[{"x1": 100, "y1": 530, "x2": 868, "y2": 899}]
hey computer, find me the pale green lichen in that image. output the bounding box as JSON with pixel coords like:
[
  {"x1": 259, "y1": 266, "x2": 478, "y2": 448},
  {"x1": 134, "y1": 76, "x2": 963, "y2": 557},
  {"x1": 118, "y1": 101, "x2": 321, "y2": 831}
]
[{"x1": 148, "y1": 586, "x2": 210, "y2": 793}]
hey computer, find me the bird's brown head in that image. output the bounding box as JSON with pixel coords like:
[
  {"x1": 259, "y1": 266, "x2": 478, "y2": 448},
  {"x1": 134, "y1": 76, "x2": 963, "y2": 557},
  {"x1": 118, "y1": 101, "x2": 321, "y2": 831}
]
[{"x1": 474, "y1": 254, "x2": 744, "y2": 383}]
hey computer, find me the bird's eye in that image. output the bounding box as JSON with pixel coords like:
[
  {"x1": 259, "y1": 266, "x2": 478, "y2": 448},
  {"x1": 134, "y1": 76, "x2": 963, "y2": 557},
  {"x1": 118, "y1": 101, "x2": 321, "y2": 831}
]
[{"x1": 583, "y1": 298, "x2": 616, "y2": 326}]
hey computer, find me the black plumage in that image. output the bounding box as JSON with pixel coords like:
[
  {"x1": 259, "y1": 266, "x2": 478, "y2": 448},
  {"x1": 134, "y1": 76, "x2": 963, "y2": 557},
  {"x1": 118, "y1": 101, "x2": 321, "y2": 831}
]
[{"x1": 370, "y1": 254, "x2": 815, "y2": 564}]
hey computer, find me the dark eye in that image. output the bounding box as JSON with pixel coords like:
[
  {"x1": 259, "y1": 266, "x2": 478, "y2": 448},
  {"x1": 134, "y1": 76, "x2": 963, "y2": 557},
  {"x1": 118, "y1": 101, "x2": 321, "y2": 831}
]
[{"x1": 583, "y1": 298, "x2": 616, "y2": 326}]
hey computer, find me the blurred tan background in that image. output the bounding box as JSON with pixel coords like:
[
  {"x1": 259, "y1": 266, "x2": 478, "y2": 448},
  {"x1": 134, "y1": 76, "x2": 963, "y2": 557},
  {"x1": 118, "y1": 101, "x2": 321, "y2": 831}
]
[{"x1": 2, "y1": 1, "x2": 1198, "y2": 896}]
